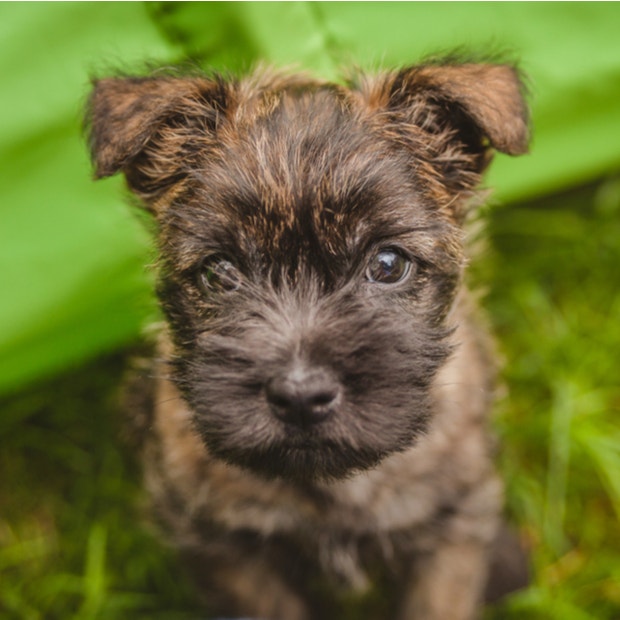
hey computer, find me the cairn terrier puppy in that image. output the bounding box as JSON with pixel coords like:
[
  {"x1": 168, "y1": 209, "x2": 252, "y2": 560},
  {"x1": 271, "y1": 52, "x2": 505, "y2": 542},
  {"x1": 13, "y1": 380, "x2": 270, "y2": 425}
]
[{"x1": 87, "y1": 57, "x2": 529, "y2": 620}]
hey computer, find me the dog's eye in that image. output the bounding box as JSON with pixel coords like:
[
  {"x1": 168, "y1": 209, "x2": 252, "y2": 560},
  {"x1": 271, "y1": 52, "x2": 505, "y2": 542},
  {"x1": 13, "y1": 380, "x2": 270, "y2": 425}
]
[
  {"x1": 366, "y1": 249, "x2": 412, "y2": 285},
  {"x1": 198, "y1": 258, "x2": 241, "y2": 293}
]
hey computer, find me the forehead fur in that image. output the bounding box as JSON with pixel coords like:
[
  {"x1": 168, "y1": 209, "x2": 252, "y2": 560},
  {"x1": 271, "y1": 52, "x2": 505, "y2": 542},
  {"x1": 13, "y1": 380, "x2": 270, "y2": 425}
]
[{"x1": 172, "y1": 82, "x2": 439, "y2": 263}]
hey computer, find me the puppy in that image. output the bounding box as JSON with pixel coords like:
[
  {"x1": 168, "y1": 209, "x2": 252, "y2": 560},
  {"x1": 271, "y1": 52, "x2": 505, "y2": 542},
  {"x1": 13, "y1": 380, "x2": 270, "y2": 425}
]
[{"x1": 87, "y1": 58, "x2": 529, "y2": 620}]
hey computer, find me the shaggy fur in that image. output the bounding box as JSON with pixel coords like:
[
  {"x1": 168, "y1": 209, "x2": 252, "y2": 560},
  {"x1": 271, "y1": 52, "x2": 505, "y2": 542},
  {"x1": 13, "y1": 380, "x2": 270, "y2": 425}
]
[{"x1": 87, "y1": 58, "x2": 529, "y2": 620}]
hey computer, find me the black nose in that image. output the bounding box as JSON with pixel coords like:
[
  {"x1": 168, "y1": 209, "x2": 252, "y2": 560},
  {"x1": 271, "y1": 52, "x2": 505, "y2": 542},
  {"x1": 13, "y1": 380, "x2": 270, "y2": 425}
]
[{"x1": 266, "y1": 367, "x2": 340, "y2": 428}]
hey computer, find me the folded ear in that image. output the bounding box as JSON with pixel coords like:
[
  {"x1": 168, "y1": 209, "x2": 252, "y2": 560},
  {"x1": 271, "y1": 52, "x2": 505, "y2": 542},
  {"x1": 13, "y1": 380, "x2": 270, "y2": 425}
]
[
  {"x1": 86, "y1": 75, "x2": 231, "y2": 204},
  {"x1": 391, "y1": 62, "x2": 529, "y2": 154},
  {"x1": 361, "y1": 60, "x2": 529, "y2": 195}
]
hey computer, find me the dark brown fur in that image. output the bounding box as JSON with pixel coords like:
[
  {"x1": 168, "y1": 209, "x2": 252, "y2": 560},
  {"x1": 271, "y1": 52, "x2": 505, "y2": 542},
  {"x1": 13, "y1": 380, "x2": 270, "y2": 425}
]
[{"x1": 87, "y1": 59, "x2": 529, "y2": 620}]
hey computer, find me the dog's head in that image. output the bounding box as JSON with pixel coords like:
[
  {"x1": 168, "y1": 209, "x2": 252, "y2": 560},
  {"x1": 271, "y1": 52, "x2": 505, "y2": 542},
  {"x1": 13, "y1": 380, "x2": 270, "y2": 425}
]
[{"x1": 87, "y1": 61, "x2": 528, "y2": 481}]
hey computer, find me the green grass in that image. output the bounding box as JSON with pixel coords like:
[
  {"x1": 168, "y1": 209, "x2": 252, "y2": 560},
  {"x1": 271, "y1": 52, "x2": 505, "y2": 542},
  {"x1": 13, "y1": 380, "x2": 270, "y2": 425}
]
[
  {"x1": 2, "y1": 177, "x2": 619, "y2": 619},
  {"x1": 478, "y1": 176, "x2": 620, "y2": 619}
]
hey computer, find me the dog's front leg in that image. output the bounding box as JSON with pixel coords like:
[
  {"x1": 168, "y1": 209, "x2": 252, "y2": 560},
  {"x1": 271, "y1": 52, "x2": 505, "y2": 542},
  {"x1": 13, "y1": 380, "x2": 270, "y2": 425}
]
[
  {"x1": 181, "y1": 541, "x2": 311, "y2": 620},
  {"x1": 396, "y1": 539, "x2": 490, "y2": 620}
]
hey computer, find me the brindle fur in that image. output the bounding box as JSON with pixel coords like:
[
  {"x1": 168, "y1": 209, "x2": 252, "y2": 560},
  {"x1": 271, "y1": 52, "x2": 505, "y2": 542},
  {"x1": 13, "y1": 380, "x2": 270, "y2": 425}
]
[{"x1": 87, "y1": 58, "x2": 529, "y2": 620}]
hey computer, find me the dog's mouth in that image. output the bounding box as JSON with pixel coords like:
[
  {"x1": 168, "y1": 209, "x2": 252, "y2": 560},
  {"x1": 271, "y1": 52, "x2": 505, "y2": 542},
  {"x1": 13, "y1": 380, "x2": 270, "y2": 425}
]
[
  {"x1": 185, "y1": 367, "x2": 432, "y2": 483},
  {"x1": 192, "y1": 392, "x2": 395, "y2": 482},
  {"x1": 208, "y1": 434, "x2": 388, "y2": 483}
]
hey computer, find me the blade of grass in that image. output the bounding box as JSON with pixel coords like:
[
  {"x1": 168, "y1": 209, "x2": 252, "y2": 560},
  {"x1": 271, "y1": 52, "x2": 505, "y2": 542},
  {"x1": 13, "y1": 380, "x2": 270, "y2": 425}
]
[{"x1": 73, "y1": 524, "x2": 107, "y2": 620}]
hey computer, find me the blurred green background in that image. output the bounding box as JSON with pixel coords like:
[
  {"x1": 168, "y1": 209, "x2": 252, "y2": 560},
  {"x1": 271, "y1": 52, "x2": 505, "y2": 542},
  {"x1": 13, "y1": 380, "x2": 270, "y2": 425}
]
[{"x1": 1, "y1": 3, "x2": 619, "y2": 619}]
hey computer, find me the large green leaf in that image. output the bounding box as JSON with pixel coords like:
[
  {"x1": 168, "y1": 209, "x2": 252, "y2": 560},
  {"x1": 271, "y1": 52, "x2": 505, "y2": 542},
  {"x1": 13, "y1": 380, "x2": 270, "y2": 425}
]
[
  {"x1": 1, "y1": 2, "x2": 620, "y2": 393},
  {"x1": 0, "y1": 3, "x2": 175, "y2": 392}
]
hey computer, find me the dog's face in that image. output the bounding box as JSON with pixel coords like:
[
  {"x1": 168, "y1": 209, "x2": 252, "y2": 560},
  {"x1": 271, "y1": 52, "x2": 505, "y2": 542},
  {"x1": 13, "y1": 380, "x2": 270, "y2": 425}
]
[{"x1": 88, "y1": 61, "x2": 528, "y2": 481}]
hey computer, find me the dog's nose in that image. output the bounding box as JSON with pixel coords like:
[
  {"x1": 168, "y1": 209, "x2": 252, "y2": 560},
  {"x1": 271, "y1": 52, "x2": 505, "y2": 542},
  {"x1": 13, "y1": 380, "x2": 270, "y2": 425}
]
[{"x1": 266, "y1": 367, "x2": 340, "y2": 428}]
